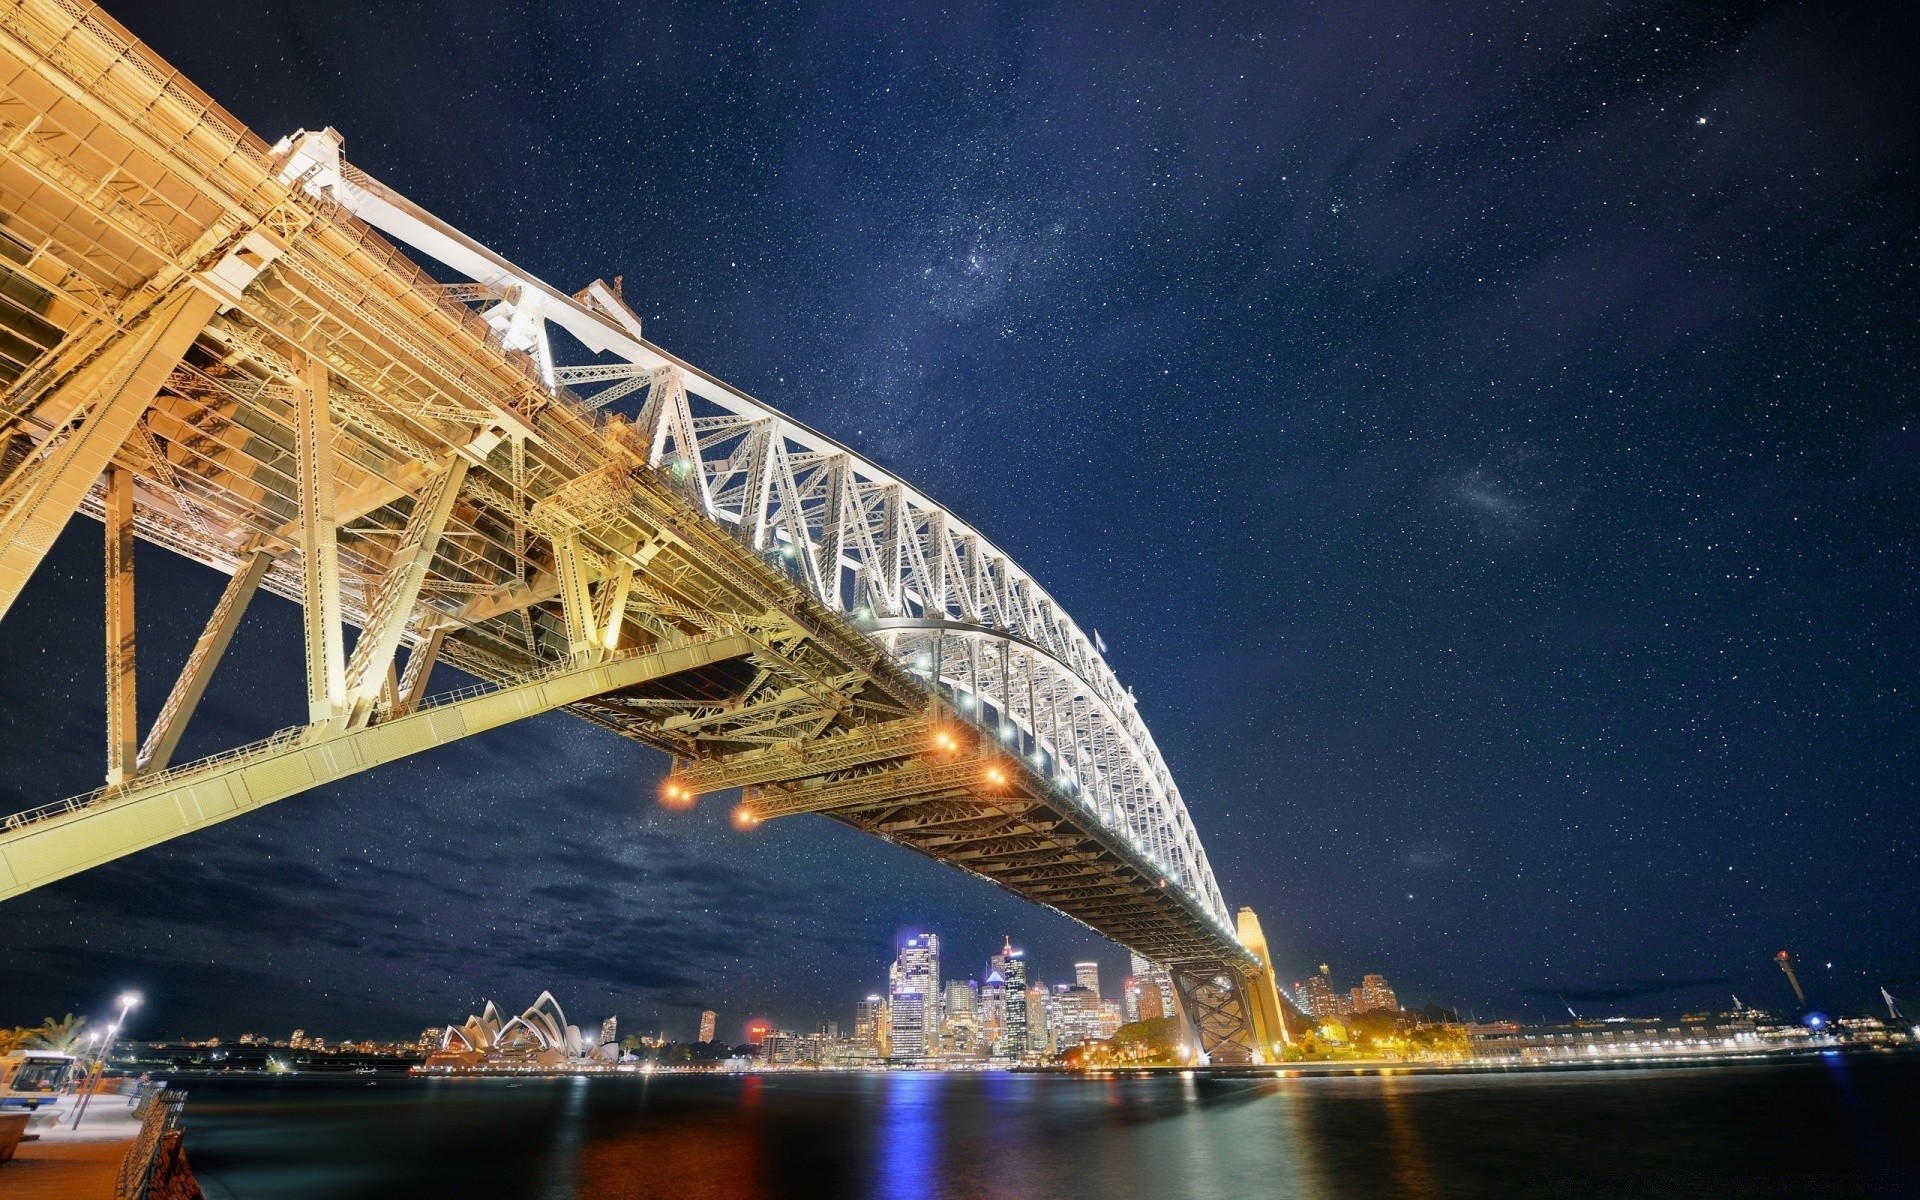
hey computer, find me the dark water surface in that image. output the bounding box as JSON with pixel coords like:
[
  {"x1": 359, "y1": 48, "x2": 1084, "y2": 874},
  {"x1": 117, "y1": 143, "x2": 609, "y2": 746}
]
[{"x1": 180, "y1": 1056, "x2": 1920, "y2": 1199}]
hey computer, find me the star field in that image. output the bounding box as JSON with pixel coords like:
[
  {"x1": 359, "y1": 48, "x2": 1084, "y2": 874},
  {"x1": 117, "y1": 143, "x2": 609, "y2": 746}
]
[{"x1": 1, "y1": 0, "x2": 1915, "y2": 1038}]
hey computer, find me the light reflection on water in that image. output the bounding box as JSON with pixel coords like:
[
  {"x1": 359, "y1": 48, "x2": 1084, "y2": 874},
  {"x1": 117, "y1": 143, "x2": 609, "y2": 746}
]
[{"x1": 183, "y1": 1057, "x2": 1920, "y2": 1200}]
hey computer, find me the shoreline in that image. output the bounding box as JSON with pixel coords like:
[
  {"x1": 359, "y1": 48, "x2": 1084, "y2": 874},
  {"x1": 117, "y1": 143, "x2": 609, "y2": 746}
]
[{"x1": 133, "y1": 1043, "x2": 1916, "y2": 1084}]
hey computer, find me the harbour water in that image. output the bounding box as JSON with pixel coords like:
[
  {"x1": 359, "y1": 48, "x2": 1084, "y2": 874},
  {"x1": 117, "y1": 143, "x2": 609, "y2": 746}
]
[{"x1": 180, "y1": 1055, "x2": 1920, "y2": 1199}]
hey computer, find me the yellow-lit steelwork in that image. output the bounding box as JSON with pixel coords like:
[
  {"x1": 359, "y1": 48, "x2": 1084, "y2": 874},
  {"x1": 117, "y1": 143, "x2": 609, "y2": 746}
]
[{"x1": 0, "y1": 0, "x2": 1297, "y2": 1062}]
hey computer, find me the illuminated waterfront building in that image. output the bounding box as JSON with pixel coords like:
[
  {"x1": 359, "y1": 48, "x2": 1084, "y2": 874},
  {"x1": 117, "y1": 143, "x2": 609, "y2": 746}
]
[
  {"x1": 1130, "y1": 953, "x2": 1174, "y2": 1022},
  {"x1": 888, "y1": 932, "x2": 941, "y2": 1061},
  {"x1": 942, "y1": 980, "x2": 980, "y2": 1056},
  {"x1": 698, "y1": 1010, "x2": 717, "y2": 1044},
  {"x1": 289, "y1": 1028, "x2": 306, "y2": 1050},
  {"x1": 428, "y1": 992, "x2": 619, "y2": 1067},
  {"x1": 1301, "y1": 965, "x2": 1341, "y2": 1019},
  {"x1": 600, "y1": 1017, "x2": 618, "y2": 1050},
  {"x1": 854, "y1": 995, "x2": 887, "y2": 1056},
  {"x1": 988, "y1": 937, "x2": 1031, "y2": 1057},
  {"x1": 1122, "y1": 978, "x2": 1142, "y2": 1024},
  {"x1": 1361, "y1": 974, "x2": 1398, "y2": 1013},
  {"x1": 979, "y1": 974, "x2": 1007, "y2": 1051},
  {"x1": 1075, "y1": 961, "x2": 1101, "y2": 998}
]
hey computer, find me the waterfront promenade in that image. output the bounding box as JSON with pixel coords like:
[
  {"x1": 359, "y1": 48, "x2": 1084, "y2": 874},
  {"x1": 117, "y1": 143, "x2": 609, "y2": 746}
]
[{"x1": 3, "y1": 1103, "x2": 140, "y2": 1199}]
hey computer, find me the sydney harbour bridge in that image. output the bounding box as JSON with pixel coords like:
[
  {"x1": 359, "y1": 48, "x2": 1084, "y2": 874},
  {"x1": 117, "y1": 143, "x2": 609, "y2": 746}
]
[{"x1": 0, "y1": 0, "x2": 1294, "y2": 1062}]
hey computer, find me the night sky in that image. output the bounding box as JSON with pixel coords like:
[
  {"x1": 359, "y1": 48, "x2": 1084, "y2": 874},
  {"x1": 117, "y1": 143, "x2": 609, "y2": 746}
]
[{"x1": 2, "y1": 0, "x2": 1916, "y2": 1043}]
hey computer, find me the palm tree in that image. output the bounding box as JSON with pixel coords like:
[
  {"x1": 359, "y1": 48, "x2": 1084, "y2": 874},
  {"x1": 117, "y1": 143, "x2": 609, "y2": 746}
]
[
  {"x1": 0, "y1": 1026, "x2": 36, "y2": 1054},
  {"x1": 26, "y1": 1013, "x2": 88, "y2": 1054}
]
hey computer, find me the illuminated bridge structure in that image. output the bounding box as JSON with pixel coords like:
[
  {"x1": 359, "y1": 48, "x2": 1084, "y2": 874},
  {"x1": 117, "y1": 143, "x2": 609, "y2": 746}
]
[{"x1": 0, "y1": 0, "x2": 1294, "y2": 1062}]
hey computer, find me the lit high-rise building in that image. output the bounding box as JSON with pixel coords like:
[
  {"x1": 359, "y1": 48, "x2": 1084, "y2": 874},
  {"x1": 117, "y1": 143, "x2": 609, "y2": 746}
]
[
  {"x1": 1122, "y1": 978, "x2": 1142, "y2": 1024},
  {"x1": 979, "y1": 974, "x2": 1007, "y2": 1052},
  {"x1": 1302, "y1": 964, "x2": 1341, "y2": 1019},
  {"x1": 1130, "y1": 953, "x2": 1174, "y2": 1023},
  {"x1": 888, "y1": 932, "x2": 941, "y2": 1060},
  {"x1": 1360, "y1": 974, "x2": 1398, "y2": 1013},
  {"x1": 290, "y1": 1028, "x2": 306, "y2": 1050},
  {"x1": 992, "y1": 936, "x2": 1030, "y2": 1057},
  {"x1": 1075, "y1": 961, "x2": 1101, "y2": 998},
  {"x1": 599, "y1": 1017, "x2": 618, "y2": 1048},
  {"x1": 698, "y1": 1010, "x2": 717, "y2": 1044},
  {"x1": 854, "y1": 995, "x2": 888, "y2": 1058},
  {"x1": 942, "y1": 980, "x2": 979, "y2": 1056}
]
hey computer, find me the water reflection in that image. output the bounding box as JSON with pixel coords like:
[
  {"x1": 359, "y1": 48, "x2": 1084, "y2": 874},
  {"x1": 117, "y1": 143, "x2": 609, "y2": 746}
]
[{"x1": 179, "y1": 1058, "x2": 1920, "y2": 1200}]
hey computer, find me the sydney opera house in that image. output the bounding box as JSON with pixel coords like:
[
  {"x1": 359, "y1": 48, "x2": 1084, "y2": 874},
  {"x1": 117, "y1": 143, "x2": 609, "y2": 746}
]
[{"x1": 424, "y1": 991, "x2": 619, "y2": 1069}]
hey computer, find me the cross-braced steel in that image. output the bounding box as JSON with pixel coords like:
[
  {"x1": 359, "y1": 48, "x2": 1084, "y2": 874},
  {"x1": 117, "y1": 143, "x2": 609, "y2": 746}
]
[{"x1": 0, "y1": 0, "x2": 1296, "y2": 1061}]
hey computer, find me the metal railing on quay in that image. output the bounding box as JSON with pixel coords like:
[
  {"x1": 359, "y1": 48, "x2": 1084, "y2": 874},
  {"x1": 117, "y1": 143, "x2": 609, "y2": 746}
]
[{"x1": 113, "y1": 1088, "x2": 186, "y2": 1200}]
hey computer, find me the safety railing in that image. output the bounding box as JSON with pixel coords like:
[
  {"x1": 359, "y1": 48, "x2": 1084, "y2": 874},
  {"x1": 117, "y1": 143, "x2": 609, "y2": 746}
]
[{"x1": 113, "y1": 1088, "x2": 186, "y2": 1200}]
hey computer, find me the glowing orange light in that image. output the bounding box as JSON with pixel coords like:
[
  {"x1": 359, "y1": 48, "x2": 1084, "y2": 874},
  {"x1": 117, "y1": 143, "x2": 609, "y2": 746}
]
[
  {"x1": 732, "y1": 805, "x2": 761, "y2": 829},
  {"x1": 985, "y1": 766, "x2": 1007, "y2": 787},
  {"x1": 659, "y1": 780, "x2": 696, "y2": 810},
  {"x1": 932, "y1": 729, "x2": 959, "y2": 753}
]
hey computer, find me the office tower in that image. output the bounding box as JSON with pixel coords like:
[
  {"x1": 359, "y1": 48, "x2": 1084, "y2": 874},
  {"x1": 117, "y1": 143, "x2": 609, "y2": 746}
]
[
  {"x1": 855, "y1": 995, "x2": 888, "y2": 1058},
  {"x1": 942, "y1": 980, "x2": 979, "y2": 1056},
  {"x1": 889, "y1": 932, "x2": 941, "y2": 1060},
  {"x1": 1075, "y1": 960, "x2": 1101, "y2": 998},
  {"x1": 698, "y1": 1010, "x2": 717, "y2": 1044},
  {"x1": 290, "y1": 1028, "x2": 306, "y2": 1049},
  {"x1": 1123, "y1": 977, "x2": 1142, "y2": 1024},
  {"x1": 997, "y1": 937, "x2": 1030, "y2": 1056},
  {"x1": 600, "y1": 1017, "x2": 618, "y2": 1048},
  {"x1": 1360, "y1": 974, "x2": 1398, "y2": 1013},
  {"x1": 1098, "y1": 998, "x2": 1124, "y2": 1039},
  {"x1": 747, "y1": 1020, "x2": 771, "y2": 1047},
  {"x1": 1303, "y1": 964, "x2": 1340, "y2": 1019},
  {"x1": 1025, "y1": 983, "x2": 1049, "y2": 1053},
  {"x1": 979, "y1": 974, "x2": 1007, "y2": 1052},
  {"x1": 1130, "y1": 952, "x2": 1175, "y2": 1023}
]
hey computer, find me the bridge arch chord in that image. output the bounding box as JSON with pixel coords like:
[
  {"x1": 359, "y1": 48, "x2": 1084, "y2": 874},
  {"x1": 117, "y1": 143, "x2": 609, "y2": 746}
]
[{"x1": 291, "y1": 143, "x2": 1237, "y2": 931}]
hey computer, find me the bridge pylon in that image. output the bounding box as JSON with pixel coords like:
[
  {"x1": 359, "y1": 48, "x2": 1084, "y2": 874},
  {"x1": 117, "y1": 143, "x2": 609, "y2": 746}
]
[{"x1": 1168, "y1": 905, "x2": 1299, "y2": 1065}]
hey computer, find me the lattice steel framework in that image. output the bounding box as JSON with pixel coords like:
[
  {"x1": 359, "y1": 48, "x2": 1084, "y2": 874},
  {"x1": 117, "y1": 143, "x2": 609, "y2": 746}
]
[{"x1": 0, "y1": 0, "x2": 1292, "y2": 1061}]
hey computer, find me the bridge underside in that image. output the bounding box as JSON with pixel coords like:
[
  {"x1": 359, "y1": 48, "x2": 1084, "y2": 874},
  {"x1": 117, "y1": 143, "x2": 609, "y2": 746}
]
[{"x1": 0, "y1": 0, "x2": 1294, "y2": 1062}]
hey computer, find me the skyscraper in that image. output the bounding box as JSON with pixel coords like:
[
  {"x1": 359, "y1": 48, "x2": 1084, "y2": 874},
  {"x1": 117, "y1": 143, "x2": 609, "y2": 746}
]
[
  {"x1": 1130, "y1": 952, "x2": 1174, "y2": 1023},
  {"x1": 888, "y1": 932, "x2": 941, "y2": 1060},
  {"x1": 1075, "y1": 961, "x2": 1101, "y2": 998},
  {"x1": 854, "y1": 995, "x2": 888, "y2": 1058},
  {"x1": 599, "y1": 1016, "x2": 618, "y2": 1048},
  {"x1": 1302, "y1": 964, "x2": 1340, "y2": 1018},
  {"x1": 994, "y1": 936, "x2": 1030, "y2": 1057},
  {"x1": 698, "y1": 1010, "x2": 717, "y2": 1044},
  {"x1": 942, "y1": 980, "x2": 979, "y2": 1056},
  {"x1": 1360, "y1": 974, "x2": 1398, "y2": 1013}
]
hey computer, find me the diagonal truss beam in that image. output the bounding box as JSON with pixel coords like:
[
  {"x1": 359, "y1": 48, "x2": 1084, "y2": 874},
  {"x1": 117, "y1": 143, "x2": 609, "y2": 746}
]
[
  {"x1": 0, "y1": 634, "x2": 753, "y2": 901},
  {"x1": 342, "y1": 455, "x2": 469, "y2": 727}
]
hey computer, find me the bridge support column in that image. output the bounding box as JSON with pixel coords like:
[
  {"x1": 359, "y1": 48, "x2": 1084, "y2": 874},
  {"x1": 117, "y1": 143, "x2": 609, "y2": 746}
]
[
  {"x1": 0, "y1": 287, "x2": 218, "y2": 623},
  {"x1": 293, "y1": 350, "x2": 347, "y2": 724},
  {"x1": 103, "y1": 466, "x2": 137, "y2": 786}
]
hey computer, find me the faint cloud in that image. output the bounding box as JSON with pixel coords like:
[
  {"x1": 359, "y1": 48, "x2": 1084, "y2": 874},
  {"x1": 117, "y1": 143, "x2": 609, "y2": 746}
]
[{"x1": 1435, "y1": 446, "x2": 1579, "y2": 543}]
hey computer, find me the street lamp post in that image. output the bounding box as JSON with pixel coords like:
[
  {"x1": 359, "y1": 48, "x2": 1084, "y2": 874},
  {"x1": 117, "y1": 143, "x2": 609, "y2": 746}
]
[{"x1": 70, "y1": 991, "x2": 141, "y2": 1130}]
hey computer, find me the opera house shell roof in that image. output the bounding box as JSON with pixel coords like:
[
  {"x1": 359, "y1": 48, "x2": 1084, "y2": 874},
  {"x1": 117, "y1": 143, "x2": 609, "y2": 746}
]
[{"x1": 426, "y1": 991, "x2": 617, "y2": 1068}]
